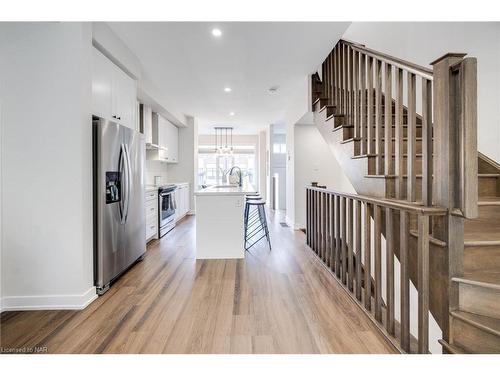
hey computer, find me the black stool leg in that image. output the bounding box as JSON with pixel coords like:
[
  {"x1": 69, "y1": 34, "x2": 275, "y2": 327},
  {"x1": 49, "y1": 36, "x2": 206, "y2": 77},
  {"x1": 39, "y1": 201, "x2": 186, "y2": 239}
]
[{"x1": 260, "y1": 206, "x2": 271, "y2": 250}]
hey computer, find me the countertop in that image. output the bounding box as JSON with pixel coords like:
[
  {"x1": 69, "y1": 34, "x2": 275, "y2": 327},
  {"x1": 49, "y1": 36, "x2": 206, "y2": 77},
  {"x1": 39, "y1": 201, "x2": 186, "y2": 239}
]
[
  {"x1": 145, "y1": 182, "x2": 189, "y2": 192},
  {"x1": 194, "y1": 183, "x2": 257, "y2": 196}
]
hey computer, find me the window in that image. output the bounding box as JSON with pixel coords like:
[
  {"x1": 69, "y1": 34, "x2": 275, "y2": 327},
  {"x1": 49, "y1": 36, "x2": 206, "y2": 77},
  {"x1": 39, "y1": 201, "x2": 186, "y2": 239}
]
[
  {"x1": 198, "y1": 146, "x2": 256, "y2": 188},
  {"x1": 273, "y1": 143, "x2": 286, "y2": 154}
]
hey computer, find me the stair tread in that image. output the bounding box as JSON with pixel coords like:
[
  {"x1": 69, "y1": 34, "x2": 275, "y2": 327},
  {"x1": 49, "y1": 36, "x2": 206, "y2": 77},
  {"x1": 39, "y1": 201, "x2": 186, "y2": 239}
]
[
  {"x1": 465, "y1": 217, "x2": 500, "y2": 242},
  {"x1": 478, "y1": 197, "x2": 500, "y2": 206},
  {"x1": 453, "y1": 271, "x2": 500, "y2": 289},
  {"x1": 451, "y1": 310, "x2": 500, "y2": 338},
  {"x1": 438, "y1": 339, "x2": 467, "y2": 354}
]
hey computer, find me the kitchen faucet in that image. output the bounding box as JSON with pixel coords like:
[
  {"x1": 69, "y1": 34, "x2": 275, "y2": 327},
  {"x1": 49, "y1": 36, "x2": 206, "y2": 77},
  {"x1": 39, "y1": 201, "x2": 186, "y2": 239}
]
[{"x1": 228, "y1": 166, "x2": 242, "y2": 187}]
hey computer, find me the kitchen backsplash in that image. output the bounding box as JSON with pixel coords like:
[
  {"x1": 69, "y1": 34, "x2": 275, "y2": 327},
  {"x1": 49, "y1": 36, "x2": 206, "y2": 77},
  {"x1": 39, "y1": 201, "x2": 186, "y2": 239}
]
[{"x1": 145, "y1": 160, "x2": 168, "y2": 186}]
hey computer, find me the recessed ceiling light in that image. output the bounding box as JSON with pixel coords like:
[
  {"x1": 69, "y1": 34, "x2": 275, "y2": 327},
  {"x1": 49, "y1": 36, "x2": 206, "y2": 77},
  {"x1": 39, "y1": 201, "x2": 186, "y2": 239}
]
[
  {"x1": 212, "y1": 28, "x2": 222, "y2": 37},
  {"x1": 229, "y1": 112, "x2": 235, "y2": 116},
  {"x1": 224, "y1": 87, "x2": 232, "y2": 93},
  {"x1": 268, "y1": 86, "x2": 279, "y2": 94}
]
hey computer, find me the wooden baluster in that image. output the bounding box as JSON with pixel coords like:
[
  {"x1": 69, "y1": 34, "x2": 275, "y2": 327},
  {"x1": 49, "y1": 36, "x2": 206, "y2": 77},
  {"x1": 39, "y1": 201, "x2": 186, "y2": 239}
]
[
  {"x1": 323, "y1": 58, "x2": 327, "y2": 102},
  {"x1": 348, "y1": 46, "x2": 353, "y2": 129},
  {"x1": 422, "y1": 78, "x2": 433, "y2": 206},
  {"x1": 315, "y1": 191, "x2": 319, "y2": 254},
  {"x1": 407, "y1": 72, "x2": 417, "y2": 202},
  {"x1": 326, "y1": 192, "x2": 330, "y2": 263},
  {"x1": 384, "y1": 63, "x2": 393, "y2": 175},
  {"x1": 400, "y1": 210, "x2": 410, "y2": 352},
  {"x1": 336, "y1": 46, "x2": 341, "y2": 109},
  {"x1": 330, "y1": 194, "x2": 335, "y2": 270},
  {"x1": 353, "y1": 50, "x2": 359, "y2": 141},
  {"x1": 317, "y1": 191, "x2": 321, "y2": 256},
  {"x1": 395, "y1": 68, "x2": 404, "y2": 199},
  {"x1": 385, "y1": 207, "x2": 395, "y2": 335},
  {"x1": 306, "y1": 189, "x2": 310, "y2": 246},
  {"x1": 374, "y1": 204, "x2": 382, "y2": 322},
  {"x1": 339, "y1": 44, "x2": 344, "y2": 115},
  {"x1": 364, "y1": 202, "x2": 372, "y2": 310},
  {"x1": 360, "y1": 53, "x2": 367, "y2": 155},
  {"x1": 321, "y1": 192, "x2": 326, "y2": 261},
  {"x1": 335, "y1": 195, "x2": 341, "y2": 277},
  {"x1": 348, "y1": 198, "x2": 354, "y2": 291},
  {"x1": 375, "y1": 59, "x2": 383, "y2": 174},
  {"x1": 344, "y1": 45, "x2": 348, "y2": 119},
  {"x1": 341, "y1": 197, "x2": 347, "y2": 284},
  {"x1": 355, "y1": 200, "x2": 362, "y2": 301},
  {"x1": 311, "y1": 191, "x2": 314, "y2": 251},
  {"x1": 418, "y1": 214, "x2": 430, "y2": 354},
  {"x1": 323, "y1": 192, "x2": 328, "y2": 260},
  {"x1": 367, "y1": 57, "x2": 374, "y2": 155},
  {"x1": 330, "y1": 51, "x2": 334, "y2": 105}
]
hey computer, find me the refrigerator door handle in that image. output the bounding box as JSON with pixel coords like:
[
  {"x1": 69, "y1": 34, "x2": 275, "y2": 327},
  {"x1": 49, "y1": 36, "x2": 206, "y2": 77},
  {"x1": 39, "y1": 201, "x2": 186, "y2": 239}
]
[
  {"x1": 123, "y1": 143, "x2": 132, "y2": 223},
  {"x1": 119, "y1": 143, "x2": 129, "y2": 224}
]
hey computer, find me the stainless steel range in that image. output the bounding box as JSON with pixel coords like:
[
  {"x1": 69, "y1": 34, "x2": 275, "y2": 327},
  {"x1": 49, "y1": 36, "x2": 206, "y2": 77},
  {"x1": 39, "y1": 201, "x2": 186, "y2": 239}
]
[{"x1": 158, "y1": 184, "x2": 177, "y2": 237}]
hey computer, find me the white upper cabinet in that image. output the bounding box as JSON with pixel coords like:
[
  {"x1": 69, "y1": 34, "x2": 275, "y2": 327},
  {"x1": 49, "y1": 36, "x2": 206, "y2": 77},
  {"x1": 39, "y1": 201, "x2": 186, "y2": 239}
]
[
  {"x1": 91, "y1": 48, "x2": 113, "y2": 120},
  {"x1": 141, "y1": 104, "x2": 153, "y2": 144},
  {"x1": 92, "y1": 47, "x2": 137, "y2": 130},
  {"x1": 111, "y1": 64, "x2": 137, "y2": 129},
  {"x1": 151, "y1": 113, "x2": 179, "y2": 163},
  {"x1": 165, "y1": 120, "x2": 179, "y2": 163}
]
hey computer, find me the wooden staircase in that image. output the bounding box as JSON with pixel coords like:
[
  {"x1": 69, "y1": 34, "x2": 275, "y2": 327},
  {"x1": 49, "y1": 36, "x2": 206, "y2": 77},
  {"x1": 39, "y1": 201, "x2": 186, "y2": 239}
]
[
  {"x1": 307, "y1": 39, "x2": 500, "y2": 353},
  {"x1": 442, "y1": 153, "x2": 500, "y2": 353}
]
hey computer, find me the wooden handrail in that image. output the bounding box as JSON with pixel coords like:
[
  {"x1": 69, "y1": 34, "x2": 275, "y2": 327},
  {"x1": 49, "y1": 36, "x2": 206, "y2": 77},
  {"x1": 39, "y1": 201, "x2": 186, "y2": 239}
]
[
  {"x1": 307, "y1": 186, "x2": 447, "y2": 216},
  {"x1": 341, "y1": 39, "x2": 434, "y2": 80}
]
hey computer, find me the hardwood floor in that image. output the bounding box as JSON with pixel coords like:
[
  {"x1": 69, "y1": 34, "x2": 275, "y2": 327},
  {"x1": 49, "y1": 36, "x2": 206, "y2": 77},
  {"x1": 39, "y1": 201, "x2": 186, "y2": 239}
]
[{"x1": 0, "y1": 211, "x2": 396, "y2": 354}]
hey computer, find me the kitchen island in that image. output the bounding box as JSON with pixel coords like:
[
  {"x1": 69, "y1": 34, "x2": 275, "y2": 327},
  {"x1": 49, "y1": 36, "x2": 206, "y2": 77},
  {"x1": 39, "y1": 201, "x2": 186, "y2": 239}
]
[{"x1": 194, "y1": 183, "x2": 257, "y2": 259}]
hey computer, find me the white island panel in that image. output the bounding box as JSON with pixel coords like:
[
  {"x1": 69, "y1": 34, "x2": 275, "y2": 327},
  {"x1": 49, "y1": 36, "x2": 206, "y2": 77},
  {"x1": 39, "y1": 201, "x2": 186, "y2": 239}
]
[
  {"x1": 195, "y1": 183, "x2": 257, "y2": 259},
  {"x1": 195, "y1": 194, "x2": 245, "y2": 259}
]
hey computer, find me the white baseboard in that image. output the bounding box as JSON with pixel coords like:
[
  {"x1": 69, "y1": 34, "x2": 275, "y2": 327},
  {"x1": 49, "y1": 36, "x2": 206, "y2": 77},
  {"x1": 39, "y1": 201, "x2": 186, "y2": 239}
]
[
  {"x1": 0, "y1": 286, "x2": 97, "y2": 312},
  {"x1": 187, "y1": 210, "x2": 195, "y2": 215}
]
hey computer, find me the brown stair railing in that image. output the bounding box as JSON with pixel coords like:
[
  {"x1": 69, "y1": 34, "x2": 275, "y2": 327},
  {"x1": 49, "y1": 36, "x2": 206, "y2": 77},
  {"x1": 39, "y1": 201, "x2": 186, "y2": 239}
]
[
  {"x1": 306, "y1": 187, "x2": 447, "y2": 353},
  {"x1": 310, "y1": 39, "x2": 478, "y2": 353}
]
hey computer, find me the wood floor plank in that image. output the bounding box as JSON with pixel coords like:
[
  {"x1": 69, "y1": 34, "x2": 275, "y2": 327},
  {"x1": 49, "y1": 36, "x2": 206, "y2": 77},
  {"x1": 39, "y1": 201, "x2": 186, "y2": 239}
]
[{"x1": 0, "y1": 212, "x2": 396, "y2": 354}]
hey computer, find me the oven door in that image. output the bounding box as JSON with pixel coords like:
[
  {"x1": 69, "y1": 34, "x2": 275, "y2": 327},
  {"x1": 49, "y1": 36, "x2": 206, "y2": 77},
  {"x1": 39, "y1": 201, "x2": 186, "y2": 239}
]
[{"x1": 159, "y1": 191, "x2": 176, "y2": 236}]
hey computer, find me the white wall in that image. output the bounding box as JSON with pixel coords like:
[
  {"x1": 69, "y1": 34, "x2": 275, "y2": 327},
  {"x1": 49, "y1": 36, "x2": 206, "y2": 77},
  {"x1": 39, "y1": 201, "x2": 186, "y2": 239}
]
[
  {"x1": 0, "y1": 100, "x2": 3, "y2": 310},
  {"x1": 0, "y1": 23, "x2": 96, "y2": 310},
  {"x1": 167, "y1": 115, "x2": 197, "y2": 212},
  {"x1": 293, "y1": 124, "x2": 354, "y2": 229},
  {"x1": 145, "y1": 158, "x2": 169, "y2": 186},
  {"x1": 270, "y1": 130, "x2": 287, "y2": 210},
  {"x1": 258, "y1": 130, "x2": 268, "y2": 201},
  {"x1": 284, "y1": 76, "x2": 311, "y2": 226},
  {"x1": 343, "y1": 22, "x2": 500, "y2": 162}
]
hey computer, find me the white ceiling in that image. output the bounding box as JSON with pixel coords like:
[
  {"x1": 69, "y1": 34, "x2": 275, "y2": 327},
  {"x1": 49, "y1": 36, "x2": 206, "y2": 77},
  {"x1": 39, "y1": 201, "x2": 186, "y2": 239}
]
[{"x1": 109, "y1": 22, "x2": 350, "y2": 134}]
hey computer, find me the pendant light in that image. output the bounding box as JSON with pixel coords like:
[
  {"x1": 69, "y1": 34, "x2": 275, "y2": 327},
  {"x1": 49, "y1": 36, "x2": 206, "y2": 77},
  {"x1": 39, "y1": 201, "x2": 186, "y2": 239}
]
[{"x1": 213, "y1": 127, "x2": 234, "y2": 155}]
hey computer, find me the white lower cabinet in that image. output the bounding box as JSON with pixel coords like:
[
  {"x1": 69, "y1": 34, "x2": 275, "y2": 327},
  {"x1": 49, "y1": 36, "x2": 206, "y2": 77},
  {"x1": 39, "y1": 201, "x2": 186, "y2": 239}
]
[
  {"x1": 175, "y1": 184, "x2": 190, "y2": 222},
  {"x1": 145, "y1": 190, "x2": 158, "y2": 242}
]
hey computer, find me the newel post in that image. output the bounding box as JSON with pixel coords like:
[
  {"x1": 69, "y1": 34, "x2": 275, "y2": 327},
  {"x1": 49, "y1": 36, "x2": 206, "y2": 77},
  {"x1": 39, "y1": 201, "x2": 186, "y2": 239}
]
[{"x1": 430, "y1": 53, "x2": 478, "y2": 346}]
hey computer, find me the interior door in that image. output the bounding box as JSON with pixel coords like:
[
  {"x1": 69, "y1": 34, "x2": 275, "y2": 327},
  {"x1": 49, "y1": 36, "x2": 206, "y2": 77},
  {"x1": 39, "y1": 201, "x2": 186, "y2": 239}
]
[{"x1": 122, "y1": 125, "x2": 146, "y2": 268}]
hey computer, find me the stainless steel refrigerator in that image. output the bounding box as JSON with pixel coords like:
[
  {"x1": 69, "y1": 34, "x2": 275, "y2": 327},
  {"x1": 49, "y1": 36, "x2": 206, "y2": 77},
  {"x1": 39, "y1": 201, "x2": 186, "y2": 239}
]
[{"x1": 92, "y1": 117, "x2": 146, "y2": 295}]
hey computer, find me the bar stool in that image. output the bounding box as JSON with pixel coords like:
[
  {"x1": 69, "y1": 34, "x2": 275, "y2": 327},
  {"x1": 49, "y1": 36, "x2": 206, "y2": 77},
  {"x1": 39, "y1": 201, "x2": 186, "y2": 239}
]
[{"x1": 244, "y1": 199, "x2": 271, "y2": 251}]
